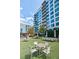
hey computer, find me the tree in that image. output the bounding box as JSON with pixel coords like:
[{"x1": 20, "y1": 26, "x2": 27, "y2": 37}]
[
  {"x1": 39, "y1": 25, "x2": 45, "y2": 33},
  {"x1": 28, "y1": 26, "x2": 34, "y2": 37},
  {"x1": 47, "y1": 29, "x2": 54, "y2": 37},
  {"x1": 39, "y1": 25, "x2": 45, "y2": 36},
  {"x1": 56, "y1": 28, "x2": 59, "y2": 38}
]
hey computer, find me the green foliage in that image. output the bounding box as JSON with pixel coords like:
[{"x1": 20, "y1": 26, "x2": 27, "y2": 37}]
[
  {"x1": 47, "y1": 29, "x2": 54, "y2": 37},
  {"x1": 28, "y1": 26, "x2": 35, "y2": 37},
  {"x1": 39, "y1": 25, "x2": 45, "y2": 33},
  {"x1": 56, "y1": 28, "x2": 59, "y2": 38},
  {"x1": 38, "y1": 25, "x2": 46, "y2": 36},
  {"x1": 47, "y1": 28, "x2": 59, "y2": 38}
]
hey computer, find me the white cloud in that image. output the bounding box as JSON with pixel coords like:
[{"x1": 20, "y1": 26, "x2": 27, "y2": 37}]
[
  {"x1": 26, "y1": 17, "x2": 33, "y2": 20},
  {"x1": 26, "y1": 17, "x2": 34, "y2": 26},
  {"x1": 20, "y1": 18, "x2": 25, "y2": 21},
  {"x1": 20, "y1": 17, "x2": 34, "y2": 26}
]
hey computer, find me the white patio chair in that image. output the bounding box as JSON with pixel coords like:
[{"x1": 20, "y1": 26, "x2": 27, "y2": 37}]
[
  {"x1": 34, "y1": 42, "x2": 38, "y2": 47},
  {"x1": 43, "y1": 47, "x2": 50, "y2": 54},
  {"x1": 45, "y1": 42, "x2": 49, "y2": 47},
  {"x1": 34, "y1": 42, "x2": 38, "y2": 45},
  {"x1": 31, "y1": 48, "x2": 37, "y2": 53}
]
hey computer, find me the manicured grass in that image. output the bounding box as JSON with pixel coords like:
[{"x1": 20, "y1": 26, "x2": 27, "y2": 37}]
[{"x1": 20, "y1": 38, "x2": 59, "y2": 59}]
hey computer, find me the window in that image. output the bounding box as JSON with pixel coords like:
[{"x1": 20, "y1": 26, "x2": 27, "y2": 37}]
[
  {"x1": 51, "y1": 24, "x2": 54, "y2": 27},
  {"x1": 50, "y1": 7, "x2": 53, "y2": 11},
  {"x1": 55, "y1": 7, "x2": 59, "y2": 12},
  {"x1": 46, "y1": 7, "x2": 49, "y2": 11},
  {"x1": 46, "y1": 1, "x2": 48, "y2": 4},
  {"x1": 55, "y1": 3, "x2": 59, "y2": 8},
  {"x1": 51, "y1": 19, "x2": 54, "y2": 23},
  {"x1": 55, "y1": 17, "x2": 59, "y2": 21},
  {"x1": 54, "y1": 0, "x2": 59, "y2": 4},
  {"x1": 46, "y1": 14, "x2": 49, "y2": 17},
  {"x1": 46, "y1": 18, "x2": 49, "y2": 21},
  {"x1": 50, "y1": 11, "x2": 54, "y2": 15},
  {"x1": 50, "y1": 4, "x2": 53, "y2": 8},
  {"x1": 56, "y1": 22, "x2": 59, "y2": 26},
  {"x1": 55, "y1": 12, "x2": 59, "y2": 17},
  {"x1": 50, "y1": 0, "x2": 53, "y2": 4},
  {"x1": 46, "y1": 11, "x2": 49, "y2": 14},
  {"x1": 46, "y1": 4, "x2": 49, "y2": 8},
  {"x1": 47, "y1": 22, "x2": 49, "y2": 24},
  {"x1": 51, "y1": 15, "x2": 54, "y2": 19}
]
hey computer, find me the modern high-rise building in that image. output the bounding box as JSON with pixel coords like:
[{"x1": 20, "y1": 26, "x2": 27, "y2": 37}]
[
  {"x1": 42, "y1": 0, "x2": 59, "y2": 30},
  {"x1": 34, "y1": 0, "x2": 59, "y2": 37},
  {"x1": 34, "y1": 8, "x2": 42, "y2": 33},
  {"x1": 42, "y1": 0, "x2": 47, "y2": 29}
]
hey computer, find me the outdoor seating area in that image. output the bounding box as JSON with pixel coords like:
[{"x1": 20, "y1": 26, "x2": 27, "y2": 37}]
[
  {"x1": 31, "y1": 42, "x2": 50, "y2": 55},
  {"x1": 20, "y1": 37, "x2": 59, "y2": 59}
]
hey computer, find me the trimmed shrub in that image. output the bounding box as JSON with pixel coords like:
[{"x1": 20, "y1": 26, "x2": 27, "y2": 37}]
[{"x1": 47, "y1": 29, "x2": 54, "y2": 37}]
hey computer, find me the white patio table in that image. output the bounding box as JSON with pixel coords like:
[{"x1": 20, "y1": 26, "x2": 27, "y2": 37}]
[{"x1": 36, "y1": 43, "x2": 46, "y2": 55}]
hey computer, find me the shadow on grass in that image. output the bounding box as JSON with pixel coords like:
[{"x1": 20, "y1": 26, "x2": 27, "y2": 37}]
[
  {"x1": 25, "y1": 51, "x2": 47, "y2": 59},
  {"x1": 25, "y1": 54, "x2": 31, "y2": 59}
]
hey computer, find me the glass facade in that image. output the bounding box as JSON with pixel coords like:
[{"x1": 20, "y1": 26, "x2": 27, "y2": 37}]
[
  {"x1": 55, "y1": 12, "x2": 59, "y2": 17},
  {"x1": 54, "y1": 0, "x2": 59, "y2": 27},
  {"x1": 55, "y1": 7, "x2": 59, "y2": 12},
  {"x1": 55, "y1": 17, "x2": 59, "y2": 21},
  {"x1": 51, "y1": 19, "x2": 54, "y2": 23},
  {"x1": 51, "y1": 15, "x2": 54, "y2": 19},
  {"x1": 56, "y1": 22, "x2": 59, "y2": 26},
  {"x1": 34, "y1": 0, "x2": 59, "y2": 31},
  {"x1": 34, "y1": 8, "x2": 42, "y2": 33},
  {"x1": 51, "y1": 23, "x2": 54, "y2": 27},
  {"x1": 54, "y1": 0, "x2": 59, "y2": 3}
]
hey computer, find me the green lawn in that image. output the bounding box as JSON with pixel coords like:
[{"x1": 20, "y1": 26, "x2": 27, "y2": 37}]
[{"x1": 20, "y1": 38, "x2": 59, "y2": 59}]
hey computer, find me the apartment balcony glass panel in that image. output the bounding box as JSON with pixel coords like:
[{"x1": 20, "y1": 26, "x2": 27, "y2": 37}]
[
  {"x1": 55, "y1": 3, "x2": 59, "y2": 8},
  {"x1": 46, "y1": 11, "x2": 49, "y2": 14},
  {"x1": 46, "y1": 18, "x2": 49, "y2": 21},
  {"x1": 51, "y1": 15, "x2": 54, "y2": 19},
  {"x1": 55, "y1": 12, "x2": 59, "y2": 17},
  {"x1": 55, "y1": 17, "x2": 59, "y2": 21},
  {"x1": 54, "y1": 0, "x2": 59, "y2": 4},
  {"x1": 47, "y1": 21, "x2": 49, "y2": 24},
  {"x1": 46, "y1": 7, "x2": 48, "y2": 10},
  {"x1": 46, "y1": 4, "x2": 49, "y2": 8},
  {"x1": 50, "y1": 0, "x2": 53, "y2": 4},
  {"x1": 46, "y1": 7, "x2": 49, "y2": 11},
  {"x1": 46, "y1": 14, "x2": 49, "y2": 17},
  {"x1": 56, "y1": 22, "x2": 59, "y2": 26},
  {"x1": 50, "y1": 7, "x2": 53, "y2": 11},
  {"x1": 46, "y1": 1, "x2": 48, "y2": 4},
  {"x1": 51, "y1": 19, "x2": 54, "y2": 23},
  {"x1": 55, "y1": 7, "x2": 59, "y2": 12},
  {"x1": 50, "y1": 11, "x2": 54, "y2": 15},
  {"x1": 50, "y1": 4, "x2": 53, "y2": 8},
  {"x1": 51, "y1": 24, "x2": 54, "y2": 27}
]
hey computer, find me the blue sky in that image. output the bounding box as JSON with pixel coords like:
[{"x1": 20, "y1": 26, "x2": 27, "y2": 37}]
[{"x1": 20, "y1": 0, "x2": 43, "y2": 26}]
